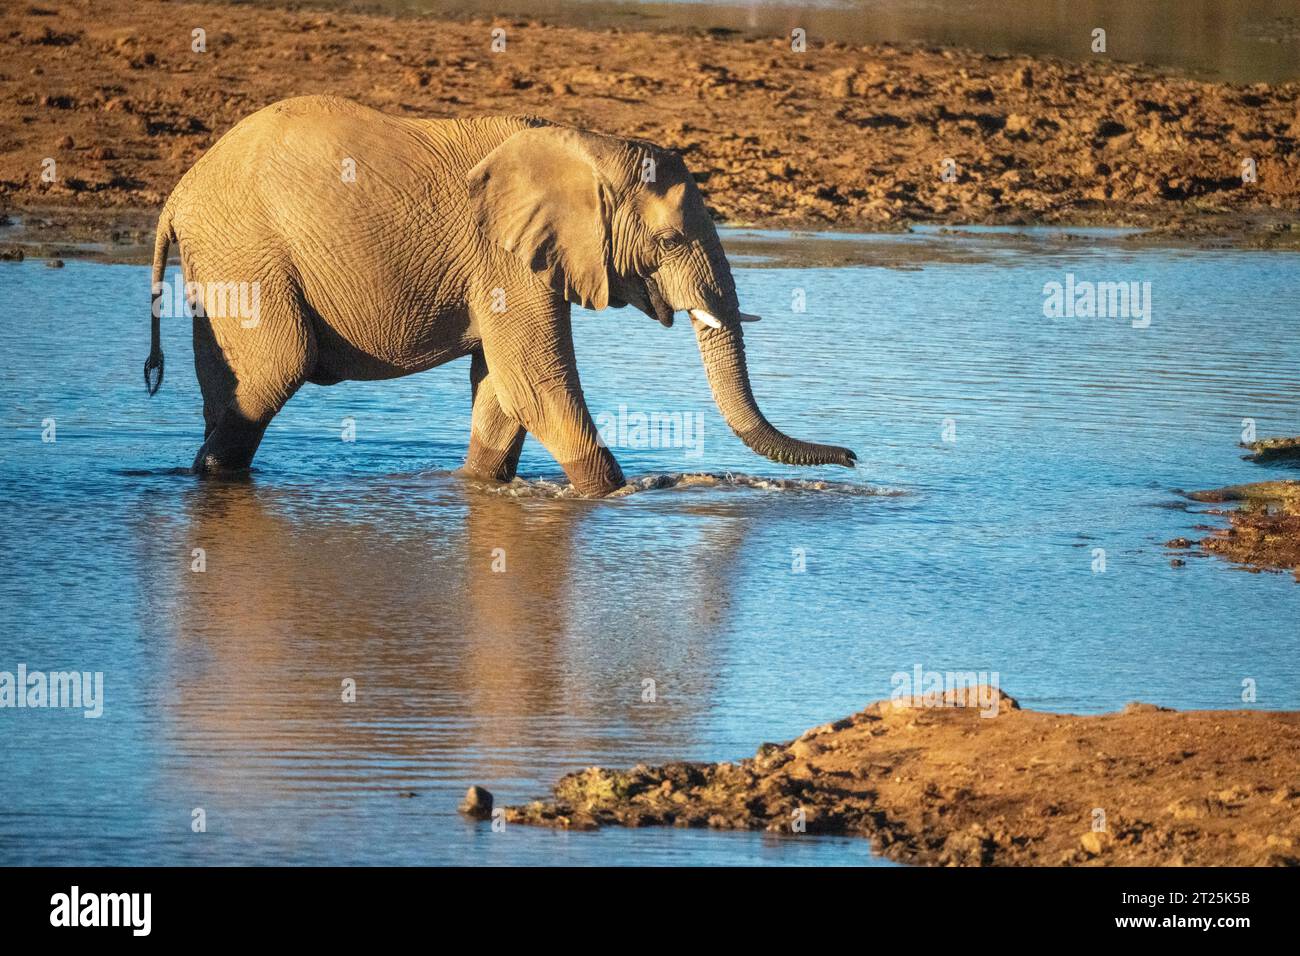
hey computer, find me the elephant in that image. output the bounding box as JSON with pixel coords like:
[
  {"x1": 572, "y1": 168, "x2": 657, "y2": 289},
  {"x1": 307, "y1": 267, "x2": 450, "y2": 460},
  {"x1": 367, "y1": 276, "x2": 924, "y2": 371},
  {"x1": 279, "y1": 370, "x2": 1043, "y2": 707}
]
[{"x1": 144, "y1": 95, "x2": 856, "y2": 495}]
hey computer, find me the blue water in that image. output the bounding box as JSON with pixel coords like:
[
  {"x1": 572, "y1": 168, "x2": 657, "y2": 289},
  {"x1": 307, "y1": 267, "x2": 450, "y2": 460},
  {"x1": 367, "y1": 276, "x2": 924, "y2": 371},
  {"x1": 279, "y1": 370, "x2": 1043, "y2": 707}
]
[{"x1": 1, "y1": 231, "x2": 1297, "y2": 865}]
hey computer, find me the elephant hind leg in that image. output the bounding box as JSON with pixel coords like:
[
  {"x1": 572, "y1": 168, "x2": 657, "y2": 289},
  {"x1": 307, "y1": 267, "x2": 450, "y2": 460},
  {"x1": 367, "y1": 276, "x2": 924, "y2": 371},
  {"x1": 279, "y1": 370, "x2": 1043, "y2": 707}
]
[
  {"x1": 191, "y1": 280, "x2": 313, "y2": 474},
  {"x1": 463, "y1": 350, "x2": 526, "y2": 482},
  {"x1": 193, "y1": 371, "x2": 304, "y2": 474}
]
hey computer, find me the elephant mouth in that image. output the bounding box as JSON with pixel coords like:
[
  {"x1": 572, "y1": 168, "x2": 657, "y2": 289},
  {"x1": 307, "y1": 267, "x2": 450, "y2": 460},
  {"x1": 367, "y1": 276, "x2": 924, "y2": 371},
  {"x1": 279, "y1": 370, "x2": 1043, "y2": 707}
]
[{"x1": 641, "y1": 274, "x2": 676, "y2": 328}]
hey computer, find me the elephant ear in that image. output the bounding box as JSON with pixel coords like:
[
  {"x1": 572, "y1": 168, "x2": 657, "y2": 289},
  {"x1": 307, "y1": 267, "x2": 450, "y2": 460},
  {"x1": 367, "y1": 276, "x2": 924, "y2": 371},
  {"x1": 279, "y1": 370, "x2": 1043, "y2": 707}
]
[{"x1": 467, "y1": 126, "x2": 613, "y2": 311}]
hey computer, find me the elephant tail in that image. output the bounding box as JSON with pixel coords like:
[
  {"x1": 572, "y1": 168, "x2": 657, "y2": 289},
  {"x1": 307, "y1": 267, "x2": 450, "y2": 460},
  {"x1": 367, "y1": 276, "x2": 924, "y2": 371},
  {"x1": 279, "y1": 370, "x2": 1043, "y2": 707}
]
[{"x1": 144, "y1": 202, "x2": 174, "y2": 396}]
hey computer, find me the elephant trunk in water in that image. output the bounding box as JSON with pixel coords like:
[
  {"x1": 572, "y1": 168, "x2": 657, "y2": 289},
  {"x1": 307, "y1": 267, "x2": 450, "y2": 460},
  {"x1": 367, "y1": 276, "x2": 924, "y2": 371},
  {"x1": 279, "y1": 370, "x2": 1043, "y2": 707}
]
[{"x1": 691, "y1": 315, "x2": 857, "y2": 468}]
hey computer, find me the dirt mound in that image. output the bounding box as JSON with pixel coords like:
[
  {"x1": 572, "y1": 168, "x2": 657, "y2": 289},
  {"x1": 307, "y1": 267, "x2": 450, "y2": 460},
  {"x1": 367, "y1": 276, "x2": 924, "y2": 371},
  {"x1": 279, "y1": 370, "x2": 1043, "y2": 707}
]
[{"x1": 504, "y1": 690, "x2": 1300, "y2": 865}]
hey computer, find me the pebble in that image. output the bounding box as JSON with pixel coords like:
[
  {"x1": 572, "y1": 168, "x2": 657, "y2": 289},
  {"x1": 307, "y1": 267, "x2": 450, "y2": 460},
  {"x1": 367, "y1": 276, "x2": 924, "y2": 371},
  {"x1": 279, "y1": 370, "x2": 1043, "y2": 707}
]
[
  {"x1": 790, "y1": 739, "x2": 824, "y2": 759},
  {"x1": 1080, "y1": 830, "x2": 1113, "y2": 855}
]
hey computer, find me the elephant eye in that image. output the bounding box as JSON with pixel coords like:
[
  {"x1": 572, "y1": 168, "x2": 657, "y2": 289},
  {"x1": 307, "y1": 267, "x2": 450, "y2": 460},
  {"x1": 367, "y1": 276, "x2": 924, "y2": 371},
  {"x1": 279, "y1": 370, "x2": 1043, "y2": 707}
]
[{"x1": 656, "y1": 233, "x2": 684, "y2": 254}]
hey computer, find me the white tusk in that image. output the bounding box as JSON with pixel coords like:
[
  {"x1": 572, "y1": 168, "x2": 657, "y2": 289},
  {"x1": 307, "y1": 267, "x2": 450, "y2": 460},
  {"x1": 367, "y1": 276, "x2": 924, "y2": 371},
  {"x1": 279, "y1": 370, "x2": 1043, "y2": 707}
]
[
  {"x1": 688, "y1": 309, "x2": 722, "y2": 329},
  {"x1": 738, "y1": 311, "x2": 762, "y2": 322}
]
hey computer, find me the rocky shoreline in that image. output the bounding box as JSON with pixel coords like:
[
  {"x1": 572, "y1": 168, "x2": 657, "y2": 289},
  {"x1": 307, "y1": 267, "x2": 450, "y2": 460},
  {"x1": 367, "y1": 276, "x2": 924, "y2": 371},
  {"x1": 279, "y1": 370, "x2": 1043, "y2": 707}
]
[
  {"x1": 502, "y1": 689, "x2": 1300, "y2": 866},
  {"x1": 3, "y1": 0, "x2": 1299, "y2": 258},
  {"x1": 1176, "y1": 478, "x2": 1300, "y2": 581}
]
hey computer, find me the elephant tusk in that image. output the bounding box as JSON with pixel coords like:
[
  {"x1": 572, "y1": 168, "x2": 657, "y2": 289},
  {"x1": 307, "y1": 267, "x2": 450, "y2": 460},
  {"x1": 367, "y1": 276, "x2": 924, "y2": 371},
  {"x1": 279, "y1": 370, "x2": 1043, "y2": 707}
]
[
  {"x1": 738, "y1": 311, "x2": 762, "y2": 322},
  {"x1": 688, "y1": 309, "x2": 722, "y2": 329}
]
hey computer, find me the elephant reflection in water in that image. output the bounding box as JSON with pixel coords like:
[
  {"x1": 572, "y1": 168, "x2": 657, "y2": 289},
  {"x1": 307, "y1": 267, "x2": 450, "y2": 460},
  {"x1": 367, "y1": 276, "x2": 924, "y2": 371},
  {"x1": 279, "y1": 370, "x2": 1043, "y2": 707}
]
[{"x1": 154, "y1": 478, "x2": 755, "y2": 801}]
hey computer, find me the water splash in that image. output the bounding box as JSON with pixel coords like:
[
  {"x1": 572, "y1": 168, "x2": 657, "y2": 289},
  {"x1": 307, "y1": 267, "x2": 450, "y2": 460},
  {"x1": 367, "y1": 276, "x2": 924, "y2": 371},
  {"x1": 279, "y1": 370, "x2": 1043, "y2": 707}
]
[{"x1": 469, "y1": 471, "x2": 905, "y2": 499}]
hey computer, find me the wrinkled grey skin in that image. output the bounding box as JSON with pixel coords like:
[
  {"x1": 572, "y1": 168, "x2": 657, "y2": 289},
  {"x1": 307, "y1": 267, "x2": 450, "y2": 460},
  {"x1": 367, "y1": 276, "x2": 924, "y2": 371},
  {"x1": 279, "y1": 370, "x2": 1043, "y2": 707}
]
[{"x1": 146, "y1": 95, "x2": 856, "y2": 494}]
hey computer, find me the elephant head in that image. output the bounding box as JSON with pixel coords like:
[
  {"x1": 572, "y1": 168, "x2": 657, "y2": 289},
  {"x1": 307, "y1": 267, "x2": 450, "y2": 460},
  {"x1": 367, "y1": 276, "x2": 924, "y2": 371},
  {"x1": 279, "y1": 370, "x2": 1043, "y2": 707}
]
[{"x1": 467, "y1": 125, "x2": 857, "y2": 471}]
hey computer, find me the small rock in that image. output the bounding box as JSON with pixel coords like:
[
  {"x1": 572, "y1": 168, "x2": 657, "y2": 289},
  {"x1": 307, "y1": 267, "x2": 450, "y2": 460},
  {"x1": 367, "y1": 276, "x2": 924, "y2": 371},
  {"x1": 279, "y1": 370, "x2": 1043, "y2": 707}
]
[
  {"x1": 828, "y1": 68, "x2": 857, "y2": 98},
  {"x1": 458, "y1": 785, "x2": 494, "y2": 819},
  {"x1": 767, "y1": 159, "x2": 796, "y2": 180},
  {"x1": 800, "y1": 722, "x2": 837, "y2": 739},
  {"x1": 1004, "y1": 113, "x2": 1033, "y2": 135},
  {"x1": 790, "y1": 738, "x2": 824, "y2": 760},
  {"x1": 1123, "y1": 701, "x2": 1171, "y2": 714},
  {"x1": 1080, "y1": 830, "x2": 1113, "y2": 855},
  {"x1": 1167, "y1": 797, "x2": 1207, "y2": 820},
  {"x1": 45, "y1": 258, "x2": 64, "y2": 268}
]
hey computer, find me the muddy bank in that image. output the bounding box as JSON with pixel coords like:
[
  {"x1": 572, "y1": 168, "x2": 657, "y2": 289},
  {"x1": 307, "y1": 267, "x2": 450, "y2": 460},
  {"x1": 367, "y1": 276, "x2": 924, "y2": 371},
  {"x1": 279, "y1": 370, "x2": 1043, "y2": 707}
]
[
  {"x1": 2, "y1": 0, "x2": 1298, "y2": 257},
  {"x1": 503, "y1": 690, "x2": 1300, "y2": 865},
  {"x1": 1176, "y1": 479, "x2": 1300, "y2": 580}
]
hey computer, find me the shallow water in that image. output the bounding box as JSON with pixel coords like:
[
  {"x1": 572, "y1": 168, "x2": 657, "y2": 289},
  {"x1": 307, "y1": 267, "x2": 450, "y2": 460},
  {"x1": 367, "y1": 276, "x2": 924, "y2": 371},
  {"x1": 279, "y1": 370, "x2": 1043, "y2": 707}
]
[{"x1": 1, "y1": 231, "x2": 1298, "y2": 865}]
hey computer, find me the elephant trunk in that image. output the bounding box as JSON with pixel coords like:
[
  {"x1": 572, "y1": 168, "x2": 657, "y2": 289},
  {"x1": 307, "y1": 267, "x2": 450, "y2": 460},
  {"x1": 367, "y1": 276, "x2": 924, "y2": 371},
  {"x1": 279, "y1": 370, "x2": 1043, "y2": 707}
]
[{"x1": 692, "y1": 317, "x2": 857, "y2": 468}]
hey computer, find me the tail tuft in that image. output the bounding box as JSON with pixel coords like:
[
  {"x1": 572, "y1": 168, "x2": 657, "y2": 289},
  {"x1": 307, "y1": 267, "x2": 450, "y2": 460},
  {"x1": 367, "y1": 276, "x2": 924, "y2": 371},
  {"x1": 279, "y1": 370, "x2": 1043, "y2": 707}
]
[{"x1": 144, "y1": 349, "x2": 164, "y2": 396}]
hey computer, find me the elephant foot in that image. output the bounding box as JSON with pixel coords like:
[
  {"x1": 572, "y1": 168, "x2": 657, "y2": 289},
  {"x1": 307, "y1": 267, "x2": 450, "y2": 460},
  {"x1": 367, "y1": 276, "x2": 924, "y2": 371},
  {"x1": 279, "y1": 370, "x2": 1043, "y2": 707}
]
[
  {"x1": 192, "y1": 458, "x2": 253, "y2": 480},
  {"x1": 191, "y1": 409, "x2": 269, "y2": 477},
  {"x1": 191, "y1": 444, "x2": 254, "y2": 479},
  {"x1": 561, "y1": 448, "x2": 626, "y2": 498}
]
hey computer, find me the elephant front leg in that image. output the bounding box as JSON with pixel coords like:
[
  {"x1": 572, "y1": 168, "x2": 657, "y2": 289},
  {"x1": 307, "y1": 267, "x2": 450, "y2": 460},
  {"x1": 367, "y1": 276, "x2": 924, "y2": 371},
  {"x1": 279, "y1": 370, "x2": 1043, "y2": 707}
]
[
  {"x1": 463, "y1": 352, "x2": 526, "y2": 483},
  {"x1": 508, "y1": 383, "x2": 624, "y2": 496},
  {"x1": 540, "y1": 398, "x2": 625, "y2": 497},
  {"x1": 481, "y1": 332, "x2": 625, "y2": 497}
]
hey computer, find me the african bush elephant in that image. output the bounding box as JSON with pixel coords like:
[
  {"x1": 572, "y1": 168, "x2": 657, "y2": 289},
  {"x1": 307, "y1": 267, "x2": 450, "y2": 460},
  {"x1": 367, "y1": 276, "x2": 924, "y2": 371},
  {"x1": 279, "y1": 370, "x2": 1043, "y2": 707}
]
[{"x1": 145, "y1": 95, "x2": 856, "y2": 495}]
